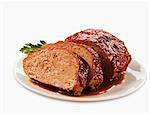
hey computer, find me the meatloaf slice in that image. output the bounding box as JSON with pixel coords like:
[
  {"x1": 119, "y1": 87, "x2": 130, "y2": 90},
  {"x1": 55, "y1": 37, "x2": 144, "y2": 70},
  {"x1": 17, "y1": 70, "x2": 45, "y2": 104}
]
[
  {"x1": 65, "y1": 29, "x2": 131, "y2": 82},
  {"x1": 23, "y1": 48, "x2": 89, "y2": 96},
  {"x1": 44, "y1": 41, "x2": 103, "y2": 91}
]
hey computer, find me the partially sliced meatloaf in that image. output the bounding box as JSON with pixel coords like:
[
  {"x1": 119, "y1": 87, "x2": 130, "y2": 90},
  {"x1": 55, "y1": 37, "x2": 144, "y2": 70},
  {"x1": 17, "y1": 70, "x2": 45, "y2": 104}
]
[
  {"x1": 65, "y1": 29, "x2": 131, "y2": 82},
  {"x1": 44, "y1": 41, "x2": 103, "y2": 90},
  {"x1": 23, "y1": 48, "x2": 89, "y2": 96}
]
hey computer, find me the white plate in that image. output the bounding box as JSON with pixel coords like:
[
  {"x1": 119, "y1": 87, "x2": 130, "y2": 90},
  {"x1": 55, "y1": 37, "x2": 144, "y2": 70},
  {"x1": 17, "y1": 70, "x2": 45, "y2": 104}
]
[{"x1": 14, "y1": 58, "x2": 147, "y2": 102}]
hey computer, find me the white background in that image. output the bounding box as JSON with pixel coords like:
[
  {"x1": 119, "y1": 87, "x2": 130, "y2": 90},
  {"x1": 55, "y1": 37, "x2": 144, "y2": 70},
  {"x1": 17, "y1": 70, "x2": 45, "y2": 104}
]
[{"x1": 0, "y1": 1, "x2": 149, "y2": 113}]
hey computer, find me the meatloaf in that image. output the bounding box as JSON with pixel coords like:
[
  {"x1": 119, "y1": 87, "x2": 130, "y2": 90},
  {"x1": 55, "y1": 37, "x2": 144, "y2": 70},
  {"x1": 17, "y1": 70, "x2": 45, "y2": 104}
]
[
  {"x1": 23, "y1": 48, "x2": 89, "y2": 96},
  {"x1": 65, "y1": 29, "x2": 132, "y2": 82},
  {"x1": 44, "y1": 41, "x2": 103, "y2": 90}
]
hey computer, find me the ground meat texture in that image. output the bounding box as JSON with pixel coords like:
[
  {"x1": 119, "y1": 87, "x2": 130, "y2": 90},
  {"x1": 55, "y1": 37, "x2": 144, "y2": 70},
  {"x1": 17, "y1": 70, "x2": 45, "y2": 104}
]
[
  {"x1": 65, "y1": 29, "x2": 132, "y2": 82},
  {"x1": 44, "y1": 41, "x2": 103, "y2": 91},
  {"x1": 23, "y1": 48, "x2": 89, "y2": 96}
]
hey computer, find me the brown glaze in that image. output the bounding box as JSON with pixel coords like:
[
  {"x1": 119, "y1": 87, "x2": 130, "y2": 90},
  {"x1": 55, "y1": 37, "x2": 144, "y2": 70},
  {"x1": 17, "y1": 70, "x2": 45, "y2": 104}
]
[
  {"x1": 30, "y1": 74, "x2": 124, "y2": 97},
  {"x1": 65, "y1": 29, "x2": 131, "y2": 78},
  {"x1": 77, "y1": 55, "x2": 90, "y2": 89}
]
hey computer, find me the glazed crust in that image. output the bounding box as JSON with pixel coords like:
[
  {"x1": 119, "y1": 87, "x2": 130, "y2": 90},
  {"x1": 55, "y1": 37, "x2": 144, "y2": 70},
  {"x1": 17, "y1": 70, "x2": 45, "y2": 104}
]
[{"x1": 65, "y1": 29, "x2": 131, "y2": 81}]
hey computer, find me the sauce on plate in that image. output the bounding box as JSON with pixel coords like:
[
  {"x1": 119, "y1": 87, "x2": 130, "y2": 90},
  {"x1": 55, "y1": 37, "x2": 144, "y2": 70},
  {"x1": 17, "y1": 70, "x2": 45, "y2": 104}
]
[{"x1": 30, "y1": 74, "x2": 125, "y2": 97}]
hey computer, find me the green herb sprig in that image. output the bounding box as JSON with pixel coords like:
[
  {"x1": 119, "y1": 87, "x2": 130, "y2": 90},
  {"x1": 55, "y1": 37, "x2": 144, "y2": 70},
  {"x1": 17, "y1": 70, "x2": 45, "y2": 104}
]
[{"x1": 20, "y1": 40, "x2": 47, "y2": 54}]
